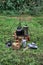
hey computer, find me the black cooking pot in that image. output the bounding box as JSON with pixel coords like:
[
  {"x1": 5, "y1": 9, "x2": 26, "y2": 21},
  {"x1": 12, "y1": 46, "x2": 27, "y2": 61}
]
[{"x1": 16, "y1": 28, "x2": 24, "y2": 36}]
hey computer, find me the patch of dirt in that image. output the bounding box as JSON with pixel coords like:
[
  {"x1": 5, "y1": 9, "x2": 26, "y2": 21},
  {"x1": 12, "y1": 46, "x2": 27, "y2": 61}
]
[{"x1": 15, "y1": 16, "x2": 32, "y2": 21}]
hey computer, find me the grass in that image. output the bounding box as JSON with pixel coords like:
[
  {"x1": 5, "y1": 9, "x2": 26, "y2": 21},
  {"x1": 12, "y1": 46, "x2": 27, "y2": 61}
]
[{"x1": 0, "y1": 16, "x2": 43, "y2": 65}]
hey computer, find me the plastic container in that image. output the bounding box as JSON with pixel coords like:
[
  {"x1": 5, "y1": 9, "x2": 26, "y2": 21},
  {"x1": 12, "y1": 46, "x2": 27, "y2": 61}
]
[{"x1": 22, "y1": 39, "x2": 26, "y2": 48}]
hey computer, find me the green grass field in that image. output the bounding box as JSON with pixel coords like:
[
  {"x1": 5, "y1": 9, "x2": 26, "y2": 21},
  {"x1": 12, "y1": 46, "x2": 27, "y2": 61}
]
[{"x1": 0, "y1": 16, "x2": 43, "y2": 65}]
